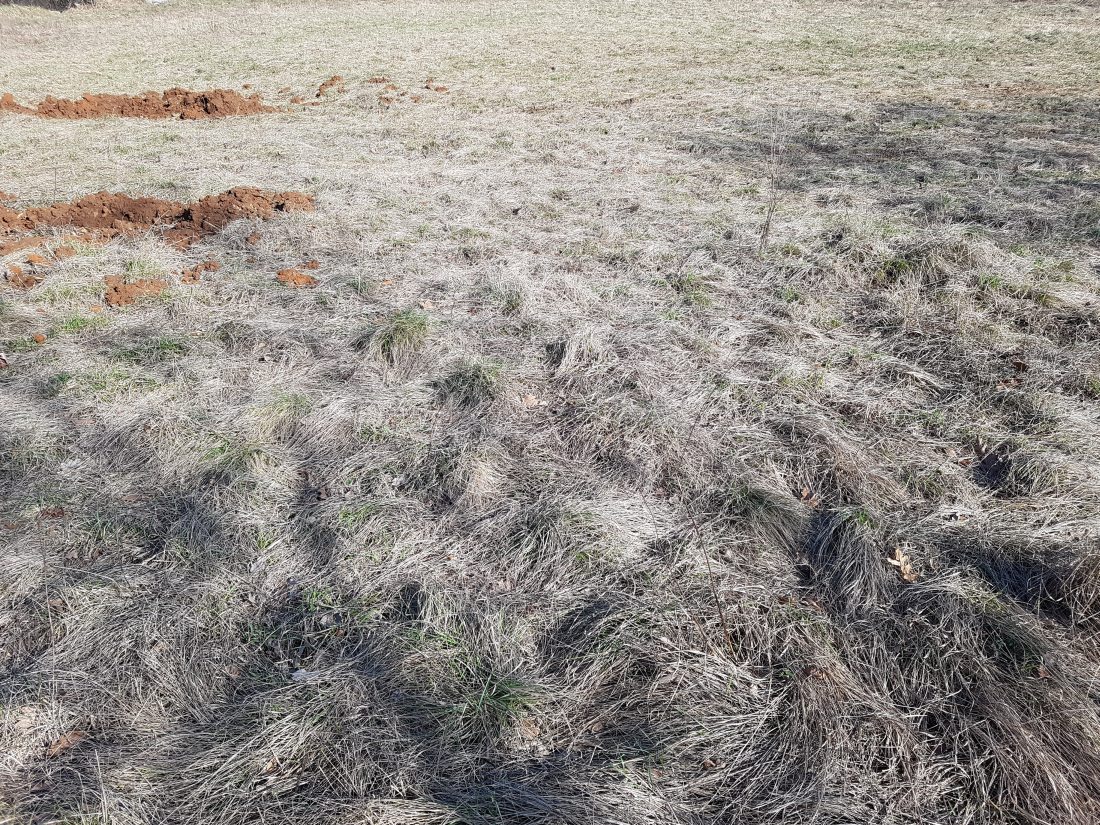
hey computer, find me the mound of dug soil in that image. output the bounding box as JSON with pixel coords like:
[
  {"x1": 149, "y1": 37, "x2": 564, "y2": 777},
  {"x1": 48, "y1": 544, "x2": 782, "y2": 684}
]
[
  {"x1": 0, "y1": 88, "x2": 273, "y2": 120},
  {"x1": 0, "y1": 187, "x2": 314, "y2": 248}
]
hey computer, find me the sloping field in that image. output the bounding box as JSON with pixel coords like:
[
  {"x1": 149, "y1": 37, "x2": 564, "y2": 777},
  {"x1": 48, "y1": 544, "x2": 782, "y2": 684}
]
[{"x1": 2, "y1": 1, "x2": 1100, "y2": 823}]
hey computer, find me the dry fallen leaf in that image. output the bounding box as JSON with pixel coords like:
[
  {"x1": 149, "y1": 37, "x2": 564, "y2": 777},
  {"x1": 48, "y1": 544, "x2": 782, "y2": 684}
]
[
  {"x1": 799, "y1": 486, "x2": 821, "y2": 508},
  {"x1": 887, "y1": 546, "x2": 918, "y2": 583},
  {"x1": 46, "y1": 730, "x2": 86, "y2": 758},
  {"x1": 520, "y1": 393, "x2": 547, "y2": 408}
]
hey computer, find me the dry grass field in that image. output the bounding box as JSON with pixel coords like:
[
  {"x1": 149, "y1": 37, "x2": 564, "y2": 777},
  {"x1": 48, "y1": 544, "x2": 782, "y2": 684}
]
[{"x1": 2, "y1": 0, "x2": 1100, "y2": 822}]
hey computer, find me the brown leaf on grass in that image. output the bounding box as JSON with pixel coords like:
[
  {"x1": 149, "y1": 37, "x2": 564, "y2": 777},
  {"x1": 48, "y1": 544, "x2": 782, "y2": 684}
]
[
  {"x1": 520, "y1": 393, "x2": 547, "y2": 408},
  {"x1": 46, "y1": 730, "x2": 86, "y2": 758},
  {"x1": 887, "y1": 545, "x2": 918, "y2": 583}
]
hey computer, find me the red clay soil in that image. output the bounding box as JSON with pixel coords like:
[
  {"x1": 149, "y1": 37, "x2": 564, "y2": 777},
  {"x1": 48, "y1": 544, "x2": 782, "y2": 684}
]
[
  {"x1": 316, "y1": 75, "x2": 345, "y2": 97},
  {"x1": 103, "y1": 274, "x2": 168, "y2": 307},
  {"x1": 5, "y1": 264, "x2": 41, "y2": 290},
  {"x1": 276, "y1": 268, "x2": 318, "y2": 288},
  {"x1": 0, "y1": 187, "x2": 314, "y2": 249},
  {"x1": 180, "y1": 260, "x2": 220, "y2": 284},
  {"x1": 0, "y1": 88, "x2": 273, "y2": 120},
  {"x1": 0, "y1": 235, "x2": 53, "y2": 257}
]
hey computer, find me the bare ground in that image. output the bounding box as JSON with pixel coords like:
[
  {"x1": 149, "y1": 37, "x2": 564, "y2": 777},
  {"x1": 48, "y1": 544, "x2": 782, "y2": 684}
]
[{"x1": 2, "y1": 1, "x2": 1100, "y2": 823}]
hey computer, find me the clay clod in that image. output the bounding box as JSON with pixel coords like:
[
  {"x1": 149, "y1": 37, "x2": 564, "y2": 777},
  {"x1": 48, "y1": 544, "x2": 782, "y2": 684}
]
[
  {"x1": 316, "y1": 75, "x2": 346, "y2": 97},
  {"x1": 180, "y1": 260, "x2": 221, "y2": 284},
  {"x1": 276, "y1": 268, "x2": 318, "y2": 288}
]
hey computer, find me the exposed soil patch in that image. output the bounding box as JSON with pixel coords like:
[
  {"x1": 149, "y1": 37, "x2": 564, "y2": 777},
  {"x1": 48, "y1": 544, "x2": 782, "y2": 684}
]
[
  {"x1": 0, "y1": 89, "x2": 273, "y2": 120},
  {"x1": 0, "y1": 187, "x2": 314, "y2": 249},
  {"x1": 104, "y1": 275, "x2": 168, "y2": 307},
  {"x1": 180, "y1": 260, "x2": 220, "y2": 284},
  {"x1": 0, "y1": 192, "x2": 15, "y2": 204},
  {"x1": 276, "y1": 268, "x2": 318, "y2": 288}
]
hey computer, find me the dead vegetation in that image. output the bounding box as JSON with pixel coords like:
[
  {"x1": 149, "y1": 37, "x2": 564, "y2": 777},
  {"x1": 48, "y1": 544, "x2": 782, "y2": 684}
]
[{"x1": 2, "y1": 0, "x2": 1100, "y2": 824}]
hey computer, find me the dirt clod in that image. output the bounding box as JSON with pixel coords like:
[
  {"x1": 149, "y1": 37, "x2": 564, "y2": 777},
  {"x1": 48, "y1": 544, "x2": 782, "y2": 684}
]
[
  {"x1": 0, "y1": 236, "x2": 53, "y2": 257},
  {"x1": 316, "y1": 75, "x2": 345, "y2": 97},
  {"x1": 276, "y1": 268, "x2": 318, "y2": 288},
  {"x1": 104, "y1": 275, "x2": 168, "y2": 307},
  {"x1": 32, "y1": 333, "x2": 46, "y2": 345},
  {"x1": 0, "y1": 88, "x2": 274, "y2": 120},
  {"x1": 5, "y1": 264, "x2": 40, "y2": 290},
  {"x1": 181, "y1": 260, "x2": 220, "y2": 284},
  {"x1": 245, "y1": 232, "x2": 262, "y2": 246},
  {"x1": 303, "y1": 259, "x2": 320, "y2": 270}
]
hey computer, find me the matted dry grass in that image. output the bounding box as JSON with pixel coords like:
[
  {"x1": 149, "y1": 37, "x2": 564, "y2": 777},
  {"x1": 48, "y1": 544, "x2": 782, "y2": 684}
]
[{"x1": 2, "y1": 1, "x2": 1100, "y2": 823}]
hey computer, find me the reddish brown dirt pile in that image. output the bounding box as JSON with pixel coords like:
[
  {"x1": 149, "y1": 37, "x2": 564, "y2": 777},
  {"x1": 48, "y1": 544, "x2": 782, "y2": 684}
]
[
  {"x1": 316, "y1": 75, "x2": 346, "y2": 97},
  {"x1": 0, "y1": 88, "x2": 273, "y2": 120},
  {"x1": 180, "y1": 260, "x2": 220, "y2": 284},
  {"x1": 276, "y1": 268, "x2": 318, "y2": 288},
  {"x1": 104, "y1": 275, "x2": 167, "y2": 307},
  {"x1": 1, "y1": 235, "x2": 53, "y2": 257},
  {"x1": 375, "y1": 77, "x2": 449, "y2": 108},
  {"x1": 0, "y1": 187, "x2": 314, "y2": 249},
  {"x1": 4, "y1": 264, "x2": 40, "y2": 290},
  {"x1": 0, "y1": 191, "x2": 15, "y2": 203}
]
